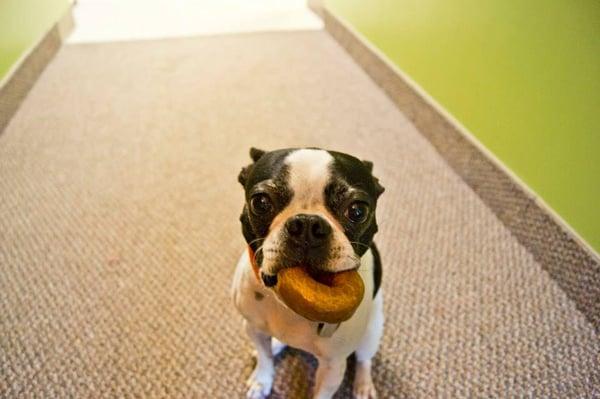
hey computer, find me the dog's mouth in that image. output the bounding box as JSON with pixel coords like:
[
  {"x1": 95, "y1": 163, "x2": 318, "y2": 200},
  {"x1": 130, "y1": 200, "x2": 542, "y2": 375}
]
[
  {"x1": 261, "y1": 248, "x2": 360, "y2": 288},
  {"x1": 280, "y1": 246, "x2": 330, "y2": 268},
  {"x1": 261, "y1": 264, "x2": 335, "y2": 287},
  {"x1": 306, "y1": 268, "x2": 337, "y2": 286}
]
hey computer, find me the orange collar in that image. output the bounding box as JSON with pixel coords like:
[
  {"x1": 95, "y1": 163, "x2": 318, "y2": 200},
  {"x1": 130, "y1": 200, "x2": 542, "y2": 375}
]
[{"x1": 248, "y1": 246, "x2": 261, "y2": 282}]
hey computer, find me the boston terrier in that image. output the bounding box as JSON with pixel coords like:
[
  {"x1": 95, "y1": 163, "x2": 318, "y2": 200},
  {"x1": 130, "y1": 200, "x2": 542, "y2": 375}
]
[{"x1": 232, "y1": 148, "x2": 385, "y2": 399}]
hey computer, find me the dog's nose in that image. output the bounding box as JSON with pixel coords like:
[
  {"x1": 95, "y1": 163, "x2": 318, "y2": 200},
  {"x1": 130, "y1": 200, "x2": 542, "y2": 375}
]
[{"x1": 285, "y1": 214, "x2": 332, "y2": 247}]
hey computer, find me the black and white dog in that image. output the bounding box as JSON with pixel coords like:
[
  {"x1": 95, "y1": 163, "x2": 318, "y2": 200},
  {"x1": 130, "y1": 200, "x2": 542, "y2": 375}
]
[{"x1": 232, "y1": 148, "x2": 385, "y2": 399}]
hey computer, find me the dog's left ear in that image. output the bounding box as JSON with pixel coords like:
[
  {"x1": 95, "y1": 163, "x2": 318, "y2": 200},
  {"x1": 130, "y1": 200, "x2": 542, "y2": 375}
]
[
  {"x1": 373, "y1": 176, "x2": 385, "y2": 197},
  {"x1": 238, "y1": 147, "x2": 267, "y2": 187},
  {"x1": 363, "y1": 159, "x2": 385, "y2": 197}
]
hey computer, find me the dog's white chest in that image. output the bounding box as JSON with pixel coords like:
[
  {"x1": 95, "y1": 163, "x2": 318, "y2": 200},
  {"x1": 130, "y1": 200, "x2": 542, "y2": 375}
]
[{"x1": 231, "y1": 249, "x2": 375, "y2": 359}]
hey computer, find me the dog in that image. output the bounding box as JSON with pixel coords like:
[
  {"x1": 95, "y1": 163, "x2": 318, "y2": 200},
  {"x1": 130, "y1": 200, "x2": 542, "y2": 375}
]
[{"x1": 232, "y1": 147, "x2": 385, "y2": 399}]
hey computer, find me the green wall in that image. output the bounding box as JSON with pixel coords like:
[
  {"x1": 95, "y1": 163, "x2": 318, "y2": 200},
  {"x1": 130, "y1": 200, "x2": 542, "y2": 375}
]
[
  {"x1": 327, "y1": 0, "x2": 600, "y2": 252},
  {"x1": 0, "y1": 0, "x2": 71, "y2": 81}
]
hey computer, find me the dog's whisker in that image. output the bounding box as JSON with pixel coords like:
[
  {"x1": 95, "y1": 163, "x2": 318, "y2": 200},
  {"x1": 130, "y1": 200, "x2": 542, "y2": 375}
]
[
  {"x1": 247, "y1": 237, "x2": 265, "y2": 248},
  {"x1": 255, "y1": 245, "x2": 264, "y2": 257},
  {"x1": 349, "y1": 241, "x2": 370, "y2": 249}
]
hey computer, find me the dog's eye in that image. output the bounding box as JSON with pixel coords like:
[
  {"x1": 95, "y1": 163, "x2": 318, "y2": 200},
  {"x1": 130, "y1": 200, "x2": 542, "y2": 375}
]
[
  {"x1": 250, "y1": 194, "x2": 273, "y2": 216},
  {"x1": 345, "y1": 201, "x2": 369, "y2": 223}
]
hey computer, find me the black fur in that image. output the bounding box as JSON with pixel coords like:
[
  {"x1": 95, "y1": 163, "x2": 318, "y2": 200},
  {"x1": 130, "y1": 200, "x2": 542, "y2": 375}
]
[
  {"x1": 250, "y1": 147, "x2": 266, "y2": 162},
  {"x1": 362, "y1": 160, "x2": 374, "y2": 173},
  {"x1": 370, "y1": 242, "x2": 382, "y2": 298},
  {"x1": 238, "y1": 148, "x2": 294, "y2": 260},
  {"x1": 325, "y1": 151, "x2": 384, "y2": 257}
]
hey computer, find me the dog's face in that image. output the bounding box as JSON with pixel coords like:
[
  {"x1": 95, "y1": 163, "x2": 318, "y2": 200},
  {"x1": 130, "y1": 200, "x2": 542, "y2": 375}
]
[{"x1": 238, "y1": 148, "x2": 384, "y2": 287}]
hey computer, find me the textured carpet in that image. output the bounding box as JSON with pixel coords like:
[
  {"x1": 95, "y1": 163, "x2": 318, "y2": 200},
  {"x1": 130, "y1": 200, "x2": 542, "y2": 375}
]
[{"x1": 0, "y1": 31, "x2": 598, "y2": 398}]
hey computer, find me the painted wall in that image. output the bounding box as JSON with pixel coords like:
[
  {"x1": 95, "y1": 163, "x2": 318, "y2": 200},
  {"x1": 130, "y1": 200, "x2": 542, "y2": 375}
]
[
  {"x1": 0, "y1": 0, "x2": 71, "y2": 81},
  {"x1": 327, "y1": 0, "x2": 600, "y2": 252}
]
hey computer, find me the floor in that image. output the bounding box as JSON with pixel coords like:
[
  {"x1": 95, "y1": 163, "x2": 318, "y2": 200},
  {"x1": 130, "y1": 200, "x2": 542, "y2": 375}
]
[
  {"x1": 69, "y1": 0, "x2": 322, "y2": 43},
  {"x1": 0, "y1": 27, "x2": 598, "y2": 397}
]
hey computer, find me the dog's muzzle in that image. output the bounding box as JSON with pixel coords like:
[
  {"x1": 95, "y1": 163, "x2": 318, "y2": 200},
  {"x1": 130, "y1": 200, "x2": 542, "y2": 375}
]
[{"x1": 284, "y1": 214, "x2": 332, "y2": 248}]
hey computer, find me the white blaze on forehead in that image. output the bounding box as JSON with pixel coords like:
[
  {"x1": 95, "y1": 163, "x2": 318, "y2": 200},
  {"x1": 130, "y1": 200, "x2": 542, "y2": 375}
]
[{"x1": 285, "y1": 149, "x2": 333, "y2": 206}]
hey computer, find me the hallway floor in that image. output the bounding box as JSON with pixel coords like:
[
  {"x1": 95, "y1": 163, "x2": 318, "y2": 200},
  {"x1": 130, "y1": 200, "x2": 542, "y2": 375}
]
[{"x1": 0, "y1": 27, "x2": 598, "y2": 398}]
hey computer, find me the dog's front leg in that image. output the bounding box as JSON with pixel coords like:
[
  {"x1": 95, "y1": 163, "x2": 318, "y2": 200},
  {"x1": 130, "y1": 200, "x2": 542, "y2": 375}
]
[
  {"x1": 313, "y1": 357, "x2": 346, "y2": 399},
  {"x1": 244, "y1": 321, "x2": 274, "y2": 399}
]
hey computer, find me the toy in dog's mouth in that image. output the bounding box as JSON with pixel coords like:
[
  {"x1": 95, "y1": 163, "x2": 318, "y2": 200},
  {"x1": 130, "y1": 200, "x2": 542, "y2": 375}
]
[{"x1": 273, "y1": 266, "x2": 365, "y2": 324}]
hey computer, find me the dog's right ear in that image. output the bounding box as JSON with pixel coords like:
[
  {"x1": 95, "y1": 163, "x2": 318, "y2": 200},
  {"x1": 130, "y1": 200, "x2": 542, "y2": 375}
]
[
  {"x1": 237, "y1": 165, "x2": 251, "y2": 187},
  {"x1": 250, "y1": 147, "x2": 265, "y2": 162},
  {"x1": 238, "y1": 147, "x2": 266, "y2": 187}
]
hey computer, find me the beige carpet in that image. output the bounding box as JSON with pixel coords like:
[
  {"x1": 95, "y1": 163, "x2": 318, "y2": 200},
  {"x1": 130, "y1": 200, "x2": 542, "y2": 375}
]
[{"x1": 0, "y1": 31, "x2": 598, "y2": 398}]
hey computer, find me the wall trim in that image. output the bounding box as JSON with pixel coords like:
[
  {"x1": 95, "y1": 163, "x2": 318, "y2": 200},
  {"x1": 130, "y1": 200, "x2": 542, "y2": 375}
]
[
  {"x1": 0, "y1": 5, "x2": 74, "y2": 134},
  {"x1": 316, "y1": 4, "x2": 599, "y2": 331}
]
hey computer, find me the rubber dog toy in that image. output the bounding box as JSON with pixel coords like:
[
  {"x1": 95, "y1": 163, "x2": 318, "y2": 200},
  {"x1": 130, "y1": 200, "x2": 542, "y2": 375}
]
[
  {"x1": 274, "y1": 266, "x2": 364, "y2": 323},
  {"x1": 248, "y1": 247, "x2": 365, "y2": 323}
]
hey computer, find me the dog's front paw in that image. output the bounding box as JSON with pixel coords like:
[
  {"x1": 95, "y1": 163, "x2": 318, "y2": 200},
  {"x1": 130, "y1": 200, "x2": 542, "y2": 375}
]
[
  {"x1": 246, "y1": 366, "x2": 274, "y2": 399},
  {"x1": 353, "y1": 379, "x2": 377, "y2": 399}
]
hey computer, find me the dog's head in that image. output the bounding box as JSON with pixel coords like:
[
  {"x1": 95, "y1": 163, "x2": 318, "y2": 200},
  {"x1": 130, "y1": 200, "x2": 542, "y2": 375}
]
[{"x1": 238, "y1": 148, "x2": 384, "y2": 287}]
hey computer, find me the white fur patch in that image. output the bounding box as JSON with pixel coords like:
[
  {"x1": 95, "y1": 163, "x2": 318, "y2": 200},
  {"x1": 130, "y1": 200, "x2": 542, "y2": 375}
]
[{"x1": 285, "y1": 149, "x2": 333, "y2": 206}]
